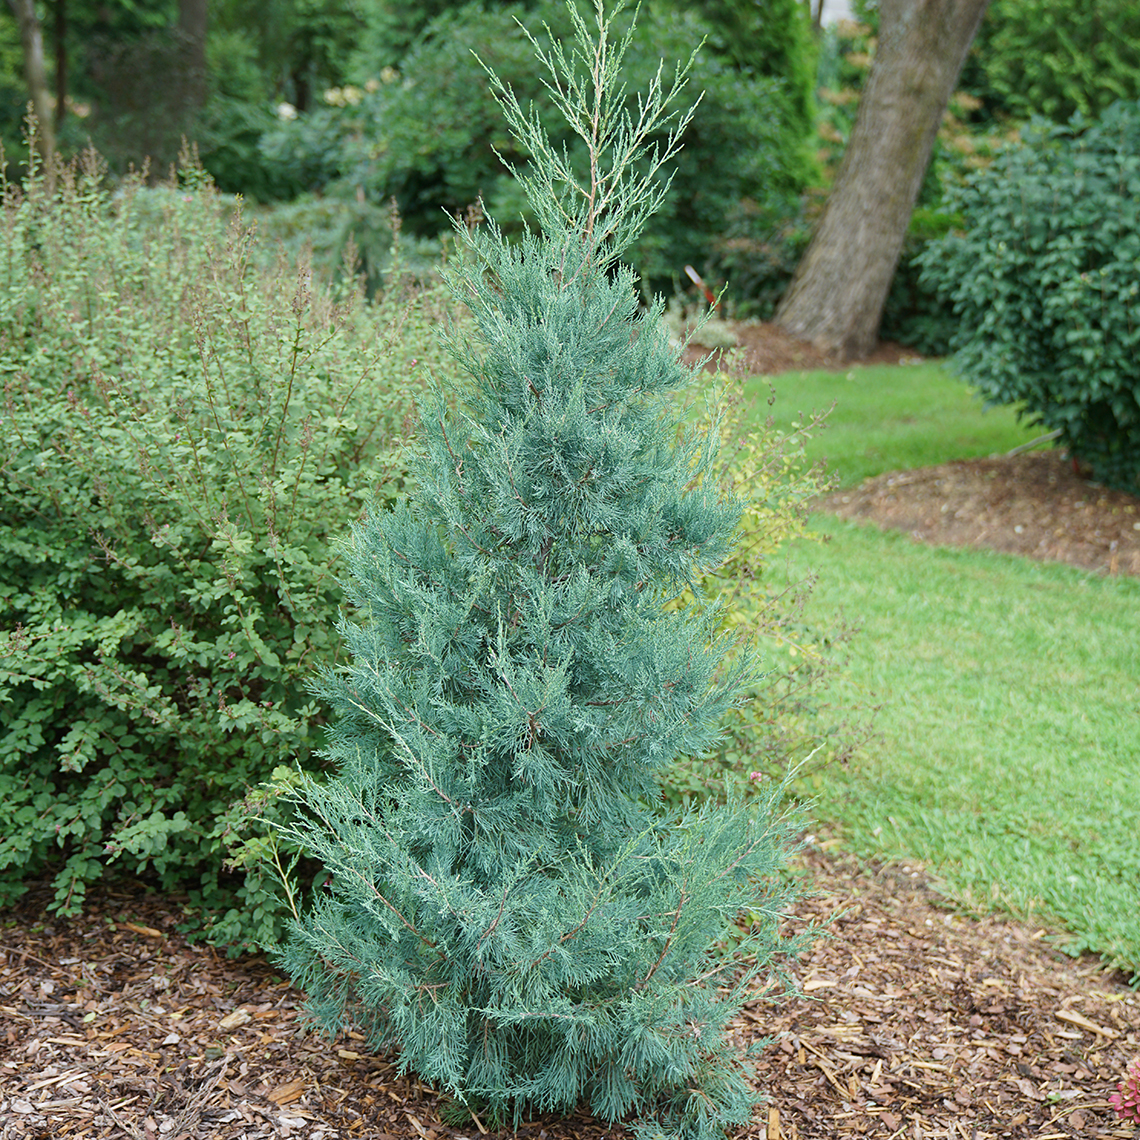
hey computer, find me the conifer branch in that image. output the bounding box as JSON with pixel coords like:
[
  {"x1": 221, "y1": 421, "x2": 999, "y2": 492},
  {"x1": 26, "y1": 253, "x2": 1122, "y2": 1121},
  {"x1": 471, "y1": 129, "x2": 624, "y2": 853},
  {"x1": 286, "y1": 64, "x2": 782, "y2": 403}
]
[
  {"x1": 526, "y1": 878, "x2": 611, "y2": 974},
  {"x1": 637, "y1": 886, "x2": 688, "y2": 990},
  {"x1": 475, "y1": 883, "x2": 511, "y2": 955}
]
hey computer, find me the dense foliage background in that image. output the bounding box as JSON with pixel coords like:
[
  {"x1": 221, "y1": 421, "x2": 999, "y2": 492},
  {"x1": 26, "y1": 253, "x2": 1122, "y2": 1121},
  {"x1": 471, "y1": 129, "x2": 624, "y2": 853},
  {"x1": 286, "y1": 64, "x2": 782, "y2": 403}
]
[
  {"x1": 4, "y1": 0, "x2": 1137, "y2": 323},
  {"x1": 1, "y1": 0, "x2": 817, "y2": 298}
]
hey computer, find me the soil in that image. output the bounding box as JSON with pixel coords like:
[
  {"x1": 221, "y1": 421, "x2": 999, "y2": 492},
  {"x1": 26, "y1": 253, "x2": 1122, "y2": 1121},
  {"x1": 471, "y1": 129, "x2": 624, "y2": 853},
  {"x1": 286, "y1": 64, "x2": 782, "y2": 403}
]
[
  {"x1": 818, "y1": 453, "x2": 1140, "y2": 578},
  {"x1": 694, "y1": 320, "x2": 923, "y2": 379},
  {"x1": 2, "y1": 323, "x2": 1137, "y2": 1140}
]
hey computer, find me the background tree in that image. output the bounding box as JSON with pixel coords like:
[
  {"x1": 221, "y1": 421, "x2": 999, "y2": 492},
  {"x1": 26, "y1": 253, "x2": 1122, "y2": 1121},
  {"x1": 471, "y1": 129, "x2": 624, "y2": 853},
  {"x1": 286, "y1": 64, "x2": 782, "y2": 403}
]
[
  {"x1": 1, "y1": 0, "x2": 198, "y2": 168},
  {"x1": 660, "y1": 0, "x2": 818, "y2": 191},
  {"x1": 6, "y1": 0, "x2": 53, "y2": 172},
  {"x1": 0, "y1": 0, "x2": 362, "y2": 171},
  {"x1": 346, "y1": 0, "x2": 512, "y2": 73},
  {"x1": 680, "y1": 0, "x2": 816, "y2": 135},
  {"x1": 775, "y1": 0, "x2": 989, "y2": 359}
]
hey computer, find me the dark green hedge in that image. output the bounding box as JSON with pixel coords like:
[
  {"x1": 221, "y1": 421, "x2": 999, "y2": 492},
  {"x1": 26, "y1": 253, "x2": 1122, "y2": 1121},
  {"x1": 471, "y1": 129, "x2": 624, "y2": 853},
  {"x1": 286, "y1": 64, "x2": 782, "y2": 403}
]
[{"x1": 919, "y1": 101, "x2": 1140, "y2": 491}]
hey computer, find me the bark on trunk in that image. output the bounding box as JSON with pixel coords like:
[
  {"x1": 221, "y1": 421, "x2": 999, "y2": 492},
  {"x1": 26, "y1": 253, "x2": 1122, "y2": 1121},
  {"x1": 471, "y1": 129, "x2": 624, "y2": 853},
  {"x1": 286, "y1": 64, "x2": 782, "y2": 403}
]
[
  {"x1": 178, "y1": 0, "x2": 208, "y2": 112},
  {"x1": 775, "y1": 0, "x2": 989, "y2": 360},
  {"x1": 7, "y1": 0, "x2": 56, "y2": 178},
  {"x1": 53, "y1": 0, "x2": 66, "y2": 128}
]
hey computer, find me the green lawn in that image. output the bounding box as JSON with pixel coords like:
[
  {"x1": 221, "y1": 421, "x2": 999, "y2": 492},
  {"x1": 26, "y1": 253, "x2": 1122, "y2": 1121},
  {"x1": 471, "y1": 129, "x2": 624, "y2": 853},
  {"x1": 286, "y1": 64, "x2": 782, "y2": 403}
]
[
  {"x1": 749, "y1": 359, "x2": 1140, "y2": 979},
  {"x1": 743, "y1": 360, "x2": 1039, "y2": 486}
]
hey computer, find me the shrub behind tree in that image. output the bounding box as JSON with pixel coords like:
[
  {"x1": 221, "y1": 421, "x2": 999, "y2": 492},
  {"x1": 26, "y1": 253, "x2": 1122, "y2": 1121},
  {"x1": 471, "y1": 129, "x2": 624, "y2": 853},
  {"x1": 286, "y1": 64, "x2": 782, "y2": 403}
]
[
  {"x1": 962, "y1": 0, "x2": 1140, "y2": 124},
  {"x1": 919, "y1": 100, "x2": 1140, "y2": 492}
]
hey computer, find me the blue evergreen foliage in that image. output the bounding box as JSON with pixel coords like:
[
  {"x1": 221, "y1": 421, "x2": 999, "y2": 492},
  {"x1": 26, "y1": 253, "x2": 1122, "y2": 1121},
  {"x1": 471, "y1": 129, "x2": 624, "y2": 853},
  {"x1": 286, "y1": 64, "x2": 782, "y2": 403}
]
[{"x1": 270, "y1": 4, "x2": 806, "y2": 1135}]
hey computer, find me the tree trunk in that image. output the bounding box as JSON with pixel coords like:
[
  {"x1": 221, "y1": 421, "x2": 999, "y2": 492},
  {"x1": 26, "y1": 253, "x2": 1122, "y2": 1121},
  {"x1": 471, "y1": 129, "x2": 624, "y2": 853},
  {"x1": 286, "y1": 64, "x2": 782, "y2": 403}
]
[
  {"x1": 775, "y1": 0, "x2": 989, "y2": 359},
  {"x1": 53, "y1": 0, "x2": 65, "y2": 128},
  {"x1": 7, "y1": 0, "x2": 56, "y2": 178},
  {"x1": 178, "y1": 0, "x2": 208, "y2": 112}
]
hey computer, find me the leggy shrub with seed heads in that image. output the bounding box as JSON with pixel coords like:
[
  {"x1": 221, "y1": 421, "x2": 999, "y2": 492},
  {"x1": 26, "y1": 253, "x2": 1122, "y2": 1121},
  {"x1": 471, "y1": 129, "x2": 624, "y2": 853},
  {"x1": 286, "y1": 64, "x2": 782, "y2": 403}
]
[{"x1": 0, "y1": 148, "x2": 458, "y2": 951}]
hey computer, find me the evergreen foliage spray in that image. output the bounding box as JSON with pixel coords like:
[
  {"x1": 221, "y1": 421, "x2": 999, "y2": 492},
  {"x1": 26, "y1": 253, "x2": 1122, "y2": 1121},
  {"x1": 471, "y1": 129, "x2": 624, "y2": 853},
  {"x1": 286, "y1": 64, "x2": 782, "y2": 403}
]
[{"x1": 270, "y1": 4, "x2": 806, "y2": 1135}]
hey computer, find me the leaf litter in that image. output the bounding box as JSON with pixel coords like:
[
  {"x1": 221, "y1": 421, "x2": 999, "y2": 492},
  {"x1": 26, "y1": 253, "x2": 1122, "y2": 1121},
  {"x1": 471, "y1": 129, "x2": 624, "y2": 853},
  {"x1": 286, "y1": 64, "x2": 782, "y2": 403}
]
[{"x1": 1, "y1": 838, "x2": 1136, "y2": 1139}]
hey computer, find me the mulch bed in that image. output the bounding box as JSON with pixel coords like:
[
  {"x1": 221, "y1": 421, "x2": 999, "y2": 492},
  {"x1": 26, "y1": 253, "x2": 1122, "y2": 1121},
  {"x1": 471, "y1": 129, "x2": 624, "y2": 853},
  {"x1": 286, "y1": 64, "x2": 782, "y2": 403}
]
[
  {"x1": 756, "y1": 844, "x2": 1138, "y2": 1140},
  {"x1": 683, "y1": 320, "x2": 918, "y2": 377},
  {"x1": 821, "y1": 450, "x2": 1140, "y2": 578},
  {"x1": 2, "y1": 841, "x2": 1136, "y2": 1139}
]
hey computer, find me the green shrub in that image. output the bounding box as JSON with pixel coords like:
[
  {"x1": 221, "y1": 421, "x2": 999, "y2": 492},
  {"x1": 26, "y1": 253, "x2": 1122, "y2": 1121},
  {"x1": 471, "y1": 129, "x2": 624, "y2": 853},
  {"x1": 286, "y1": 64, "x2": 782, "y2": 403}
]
[
  {"x1": 658, "y1": 0, "x2": 818, "y2": 191},
  {"x1": 0, "y1": 151, "x2": 457, "y2": 950},
  {"x1": 252, "y1": 194, "x2": 446, "y2": 295},
  {"x1": 256, "y1": 103, "x2": 351, "y2": 197},
  {"x1": 706, "y1": 198, "x2": 811, "y2": 320},
  {"x1": 918, "y1": 101, "x2": 1140, "y2": 491},
  {"x1": 697, "y1": 0, "x2": 815, "y2": 123},
  {"x1": 962, "y1": 0, "x2": 1140, "y2": 124},
  {"x1": 196, "y1": 98, "x2": 301, "y2": 202},
  {"x1": 344, "y1": 0, "x2": 515, "y2": 72}
]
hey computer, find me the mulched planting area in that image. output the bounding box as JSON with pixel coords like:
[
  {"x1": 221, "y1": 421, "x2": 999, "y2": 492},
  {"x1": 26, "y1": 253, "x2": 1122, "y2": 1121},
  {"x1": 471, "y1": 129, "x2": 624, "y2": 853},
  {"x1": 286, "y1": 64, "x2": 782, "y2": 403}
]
[
  {"x1": 822, "y1": 450, "x2": 1140, "y2": 578},
  {"x1": 2, "y1": 841, "x2": 1136, "y2": 1140},
  {"x1": 683, "y1": 321, "x2": 918, "y2": 377}
]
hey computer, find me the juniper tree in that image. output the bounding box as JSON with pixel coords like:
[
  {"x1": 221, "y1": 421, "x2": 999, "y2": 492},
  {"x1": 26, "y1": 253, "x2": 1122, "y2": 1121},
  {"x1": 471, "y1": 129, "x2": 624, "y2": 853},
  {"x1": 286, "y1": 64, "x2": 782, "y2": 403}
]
[{"x1": 270, "y1": 4, "x2": 805, "y2": 1136}]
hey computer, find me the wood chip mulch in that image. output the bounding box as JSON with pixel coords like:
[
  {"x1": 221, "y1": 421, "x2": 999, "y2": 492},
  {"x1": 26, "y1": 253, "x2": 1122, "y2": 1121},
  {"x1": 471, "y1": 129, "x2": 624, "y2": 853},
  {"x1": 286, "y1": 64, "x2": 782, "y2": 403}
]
[
  {"x1": 821, "y1": 450, "x2": 1140, "y2": 578},
  {"x1": 2, "y1": 840, "x2": 1136, "y2": 1140},
  {"x1": 753, "y1": 843, "x2": 1138, "y2": 1140},
  {"x1": 682, "y1": 321, "x2": 919, "y2": 378}
]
